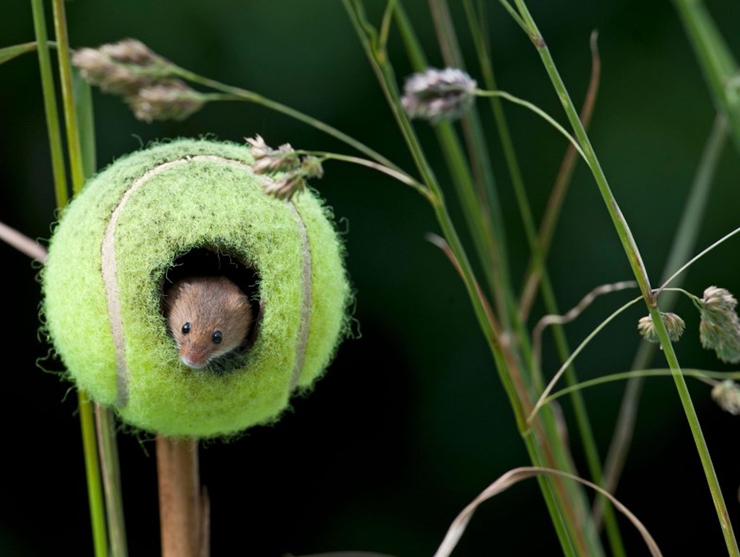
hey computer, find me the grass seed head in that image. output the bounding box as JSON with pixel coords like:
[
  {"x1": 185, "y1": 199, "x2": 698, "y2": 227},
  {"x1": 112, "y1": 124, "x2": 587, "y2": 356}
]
[
  {"x1": 637, "y1": 312, "x2": 685, "y2": 344},
  {"x1": 700, "y1": 286, "x2": 740, "y2": 363},
  {"x1": 401, "y1": 68, "x2": 477, "y2": 123},
  {"x1": 711, "y1": 380, "x2": 740, "y2": 415}
]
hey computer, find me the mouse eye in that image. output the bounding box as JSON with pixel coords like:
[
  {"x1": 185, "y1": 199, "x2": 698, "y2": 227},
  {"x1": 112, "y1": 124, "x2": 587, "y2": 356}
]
[
  {"x1": 212, "y1": 331, "x2": 223, "y2": 345},
  {"x1": 182, "y1": 322, "x2": 191, "y2": 335}
]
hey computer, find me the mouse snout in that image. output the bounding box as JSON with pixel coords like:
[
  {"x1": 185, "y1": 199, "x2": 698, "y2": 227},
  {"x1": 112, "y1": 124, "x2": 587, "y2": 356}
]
[{"x1": 179, "y1": 343, "x2": 213, "y2": 369}]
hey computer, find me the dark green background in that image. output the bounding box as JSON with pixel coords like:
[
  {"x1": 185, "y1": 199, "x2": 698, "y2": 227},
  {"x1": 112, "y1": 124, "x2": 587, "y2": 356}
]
[{"x1": 2, "y1": 1, "x2": 740, "y2": 555}]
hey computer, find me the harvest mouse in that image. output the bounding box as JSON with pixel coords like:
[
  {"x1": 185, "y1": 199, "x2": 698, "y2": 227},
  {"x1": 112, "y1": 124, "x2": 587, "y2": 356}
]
[{"x1": 164, "y1": 276, "x2": 253, "y2": 369}]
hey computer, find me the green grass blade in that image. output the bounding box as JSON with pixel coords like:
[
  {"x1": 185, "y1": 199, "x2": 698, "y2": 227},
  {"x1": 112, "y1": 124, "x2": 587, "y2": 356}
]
[
  {"x1": 51, "y1": 0, "x2": 85, "y2": 194},
  {"x1": 600, "y1": 115, "x2": 729, "y2": 517},
  {"x1": 96, "y1": 406, "x2": 128, "y2": 557},
  {"x1": 73, "y1": 62, "x2": 129, "y2": 557},
  {"x1": 393, "y1": 2, "x2": 513, "y2": 324},
  {"x1": 674, "y1": 0, "x2": 740, "y2": 154},
  {"x1": 547, "y1": 368, "x2": 739, "y2": 406},
  {"x1": 391, "y1": 3, "x2": 602, "y2": 554},
  {"x1": 30, "y1": 0, "x2": 68, "y2": 208},
  {"x1": 72, "y1": 67, "x2": 96, "y2": 180},
  {"x1": 0, "y1": 42, "x2": 37, "y2": 64},
  {"x1": 78, "y1": 393, "x2": 109, "y2": 557},
  {"x1": 512, "y1": 1, "x2": 739, "y2": 553},
  {"x1": 35, "y1": 0, "x2": 109, "y2": 555}
]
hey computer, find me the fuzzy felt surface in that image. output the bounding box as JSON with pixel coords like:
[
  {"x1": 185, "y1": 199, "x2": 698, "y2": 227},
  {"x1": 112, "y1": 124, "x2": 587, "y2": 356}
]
[{"x1": 42, "y1": 138, "x2": 350, "y2": 438}]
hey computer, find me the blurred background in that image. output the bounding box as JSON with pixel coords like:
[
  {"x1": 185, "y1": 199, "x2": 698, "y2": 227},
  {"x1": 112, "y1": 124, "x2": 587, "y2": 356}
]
[{"x1": 2, "y1": 0, "x2": 740, "y2": 555}]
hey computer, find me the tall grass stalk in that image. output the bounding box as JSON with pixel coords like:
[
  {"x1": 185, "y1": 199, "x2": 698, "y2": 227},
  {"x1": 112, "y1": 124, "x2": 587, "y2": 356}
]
[
  {"x1": 345, "y1": 1, "x2": 609, "y2": 554},
  {"x1": 510, "y1": 1, "x2": 738, "y2": 554},
  {"x1": 30, "y1": 0, "x2": 67, "y2": 207},
  {"x1": 426, "y1": 0, "x2": 514, "y2": 325},
  {"x1": 460, "y1": 4, "x2": 624, "y2": 554},
  {"x1": 51, "y1": 0, "x2": 84, "y2": 194},
  {"x1": 673, "y1": 0, "x2": 740, "y2": 151},
  {"x1": 31, "y1": 1, "x2": 121, "y2": 555},
  {"x1": 600, "y1": 115, "x2": 729, "y2": 524}
]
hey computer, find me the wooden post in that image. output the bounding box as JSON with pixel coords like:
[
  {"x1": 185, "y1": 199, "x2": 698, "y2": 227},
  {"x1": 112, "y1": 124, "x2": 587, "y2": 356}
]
[{"x1": 156, "y1": 436, "x2": 209, "y2": 557}]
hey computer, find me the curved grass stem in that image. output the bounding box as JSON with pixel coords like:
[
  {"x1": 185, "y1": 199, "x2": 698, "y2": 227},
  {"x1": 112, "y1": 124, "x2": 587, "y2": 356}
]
[
  {"x1": 344, "y1": 2, "x2": 609, "y2": 555},
  {"x1": 657, "y1": 223, "x2": 740, "y2": 297},
  {"x1": 528, "y1": 296, "x2": 644, "y2": 425},
  {"x1": 600, "y1": 115, "x2": 729, "y2": 526},
  {"x1": 295, "y1": 151, "x2": 432, "y2": 200},
  {"x1": 475, "y1": 90, "x2": 586, "y2": 160},
  {"x1": 518, "y1": 30, "x2": 602, "y2": 321},
  {"x1": 464, "y1": 13, "x2": 624, "y2": 551},
  {"x1": 545, "y1": 368, "x2": 737, "y2": 406},
  {"x1": 172, "y1": 71, "x2": 406, "y2": 176}
]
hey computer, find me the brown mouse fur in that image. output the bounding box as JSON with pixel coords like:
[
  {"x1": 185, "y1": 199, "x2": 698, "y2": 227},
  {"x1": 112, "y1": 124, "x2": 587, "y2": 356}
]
[{"x1": 164, "y1": 276, "x2": 253, "y2": 369}]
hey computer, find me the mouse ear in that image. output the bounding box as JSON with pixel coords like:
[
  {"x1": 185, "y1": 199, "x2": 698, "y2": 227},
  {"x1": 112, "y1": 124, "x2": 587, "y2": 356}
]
[{"x1": 41, "y1": 138, "x2": 352, "y2": 439}]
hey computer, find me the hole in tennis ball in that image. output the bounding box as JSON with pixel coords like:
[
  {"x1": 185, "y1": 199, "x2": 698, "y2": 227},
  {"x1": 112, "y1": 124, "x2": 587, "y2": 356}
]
[{"x1": 161, "y1": 247, "x2": 262, "y2": 371}]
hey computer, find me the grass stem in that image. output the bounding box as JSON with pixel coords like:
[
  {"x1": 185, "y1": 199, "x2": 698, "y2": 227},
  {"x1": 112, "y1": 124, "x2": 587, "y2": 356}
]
[
  {"x1": 78, "y1": 392, "x2": 109, "y2": 557},
  {"x1": 30, "y1": 0, "x2": 68, "y2": 207},
  {"x1": 512, "y1": 2, "x2": 738, "y2": 553},
  {"x1": 599, "y1": 115, "x2": 729, "y2": 525},
  {"x1": 96, "y1": 405, "x2": 129, "y2": 557},
  {"x1": 175, "y1": 72, "x2": 404, "y2": 176},
  {"x1": 51, "y1": 0, "x2": 84, "y2": 194}
]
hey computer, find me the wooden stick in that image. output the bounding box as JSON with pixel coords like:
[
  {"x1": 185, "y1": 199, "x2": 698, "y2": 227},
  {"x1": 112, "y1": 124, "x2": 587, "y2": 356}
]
[
  {"x1": 0, "y1": 220, "x2": 47, "y2": 262},
  {"x1": 156, "y1": 436, "x2": 209, "y2": 557}
]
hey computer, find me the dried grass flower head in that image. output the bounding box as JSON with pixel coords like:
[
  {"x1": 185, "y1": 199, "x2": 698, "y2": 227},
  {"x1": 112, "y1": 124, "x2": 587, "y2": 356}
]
[
  {"x1": 246, "y1": 135, "x2": 301, "y2": 174},
  {"x1": 699, "y1": 286, "x2": 740, "y2": 363},
  {"x1": 401, "y1": 68, "x2": 477, "y2": 123},
  {"x1": 125, "y1": 81, "x2": 205, "y2": 122},
  {"x1": 711, "y1": 380, "x2": 740, "y2": 415},
  {"x1": 246, "y1": 135, "x2": 324, "y2": 201},
  {"x1": 73, "y1": 38, "x2": 205, "y2": 122},
  {"x1": 73, "y1": 38, "x2": 173, "y2": 96},
  {"x1": 637, "y1": 312, "x2": 685, "y2": 344}
]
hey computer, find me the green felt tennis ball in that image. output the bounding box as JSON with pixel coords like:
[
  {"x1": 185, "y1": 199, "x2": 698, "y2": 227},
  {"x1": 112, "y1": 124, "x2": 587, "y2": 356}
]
[{"x1": 42, "y1": 138, "x2": 351, "y2": 438}]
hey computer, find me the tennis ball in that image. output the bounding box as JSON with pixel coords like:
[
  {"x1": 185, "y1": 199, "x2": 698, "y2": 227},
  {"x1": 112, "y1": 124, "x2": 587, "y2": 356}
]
[{"x1": 42, "y1": 138, "x2": 351, "y2": 438}]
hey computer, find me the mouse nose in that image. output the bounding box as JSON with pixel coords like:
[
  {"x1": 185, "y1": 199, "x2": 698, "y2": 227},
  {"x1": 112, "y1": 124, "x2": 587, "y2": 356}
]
[
  {"x1": 180, "y1": 345, "x2": 211, "y2": 369},
  {"x1": 180, "y1": 356, "x2": 208, "y2": 369}
]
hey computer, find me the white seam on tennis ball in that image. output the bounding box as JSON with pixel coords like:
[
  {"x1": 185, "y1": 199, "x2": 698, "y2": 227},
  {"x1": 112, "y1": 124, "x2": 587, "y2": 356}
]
[
  {"x1": 287, "y1": 202, "x2": 312, "y2": 392},
  {"x1": 102, "y1": 158, "x2": 192, "y2": 407}
]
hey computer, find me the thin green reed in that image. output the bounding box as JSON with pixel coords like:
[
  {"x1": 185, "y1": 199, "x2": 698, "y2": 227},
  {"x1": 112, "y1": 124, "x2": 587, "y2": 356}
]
[
  {"x1": 509, "y1": 1, "x2": 738, "y2": 554},
  {"x1": 31, "y1": 1, "x2": 111, "y2": 555},
  {"x1": 601, "y1": 115, "x2": 729, "y2": 524},
  {"x1": 460, "y1": 3, "x2": 626, "y2": 553},
  {"x1": 344, "y1": 1, "x2": 615, "y2": 554}
]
